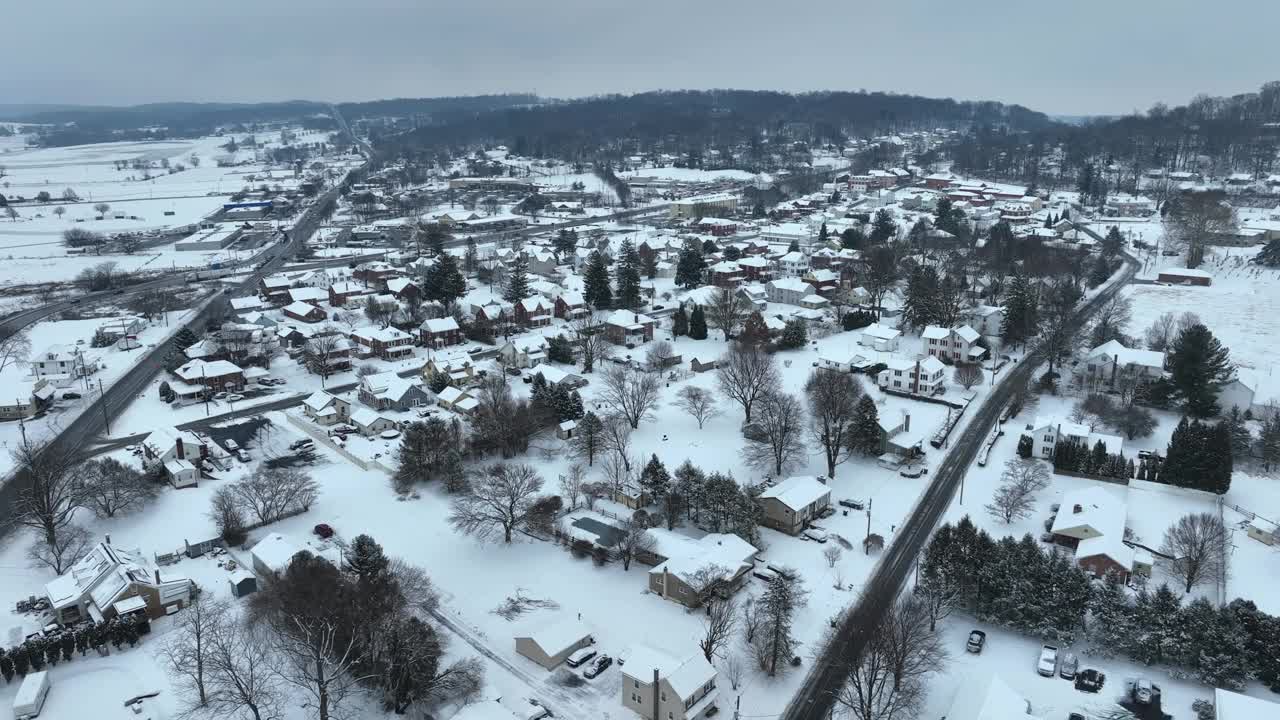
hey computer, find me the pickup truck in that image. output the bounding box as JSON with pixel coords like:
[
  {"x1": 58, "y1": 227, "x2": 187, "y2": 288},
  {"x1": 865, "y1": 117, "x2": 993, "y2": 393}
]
[{"x1": 1036, "y1": 645, "x2": 1058, "y2": 677}]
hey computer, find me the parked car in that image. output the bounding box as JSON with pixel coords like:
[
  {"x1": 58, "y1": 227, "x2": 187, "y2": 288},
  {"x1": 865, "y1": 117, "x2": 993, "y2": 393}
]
[
  {"x1": 566, "y1": 647, "x2": 597, "y2": 668},
  {"x1": 313, "y1": 523, "x2": 335, "y2": 539},
  {"x1": 289, "y1": 439, "x2": 314, "y2": 451},
  {"x1": 583, "y1": 654, "x2": 612, "y2": 679},
  {"x1": 1132, "y1": 678, "x2": 1157, "y2": 705},
  {"x1": 838, "y1": 498, "x2": 864, "y2": 510},
  {"x1": 1074, "y1": 668, "x2": 1105, "y2": 693},
  {"x1": 61, "y1": 391, "x2": 81, "y2": 400},
  {"x1": 899, "y1": 464, "x2": 926, "y2": 478},
  {"x1": 379, "y1": 429, "x2": 401, "y2": 440},
  {"x1": 1059, "y1": 653, "x2": 1078, "y2": 680},
  {"x1": 226, "y1": 394, "x2": 244, "y2": 402},
  {"x1": 965, "y1": 630, "x2": 986, "y2": 654},
  {"x1": 1068, "y1": 714, "x2": 1086, "y2": 720},
  {"x1": 1037, "y1": 645, "x2": 1058, "y2": 677},
  {"x1": 802, "y1": 528, "x2": 829, "y2": 543},
  {"x1": 236, "y1": 449, "x2": 251, "y2": 463},
  {"x1": 214, "y1": 392, "x2": 229, "y2": 401},
  {"x1": 224, "y1": 439, "x2": 239, "y2": 452}
]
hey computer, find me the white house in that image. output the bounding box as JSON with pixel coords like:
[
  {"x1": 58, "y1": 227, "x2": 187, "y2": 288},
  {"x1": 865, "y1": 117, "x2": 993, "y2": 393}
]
[
  {"x1": 1028, "y1": 415, "x2": 1124, "y2": 460},
  {"x1": 766, "y1": 277, "x2": 816, "y2": 306},
  {"x1": 499, "y1": 336, "x2": 550, "y2": 368},
  {"x1": 877, "y1": 356, "x2": 945, "y2": 395},
  {"x1": 922, "y1": 325, "x2": 986, "y2": 363},
  {"x1": 859, "y1": 323, "x2": 901, "y2": 352},
  {"x1": 944, "y1": 671, "x2": 1040, "y2": 720},
  {"x1": 31, "y1": 344, "x2": 96, "y2": 381},
  {"x1": 961, "y1": 305, "x2": 1004, "y2": 337},
  {"x1": 1075, "y1": 340, "x2": 1165, "y2": 392},
  {"x1": 1218, "y1": 377, "x2": 1256, "y2": 415},
  {"x1": 621, "y1": 645, "x2": 720, "y2": 720}
]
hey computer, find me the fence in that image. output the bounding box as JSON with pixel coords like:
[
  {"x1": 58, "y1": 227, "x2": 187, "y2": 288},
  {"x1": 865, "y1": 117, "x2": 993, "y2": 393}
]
[
  {"x1": 283, "y1": 412, "x2": 394, "y2": 475},
  {"x1": 1051, "y1": 468, "x2": 1131, "y2": 486}
]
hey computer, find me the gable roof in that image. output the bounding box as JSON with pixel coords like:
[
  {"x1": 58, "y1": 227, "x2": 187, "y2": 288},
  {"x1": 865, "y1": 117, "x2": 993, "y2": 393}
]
[
  {"x1": 1086, "y1": 340, "x2": 1164, "y2": 369},
  {"x1": 284, "y1": 300, "x2": 324, "y2": 318},
  {"x1": 945, "y1": 671, "x2": 1038, "y2": 720},
  {"x1": 621, "y1": 645, "x2": 718, "y2": 700},
  {"x1": 758, "y1": 476, "x2": 830, "y2": 511},
  {"x1": 516, "y1": 615, "x2": 592, "y2": 657},
  {"x1": 420, "y1": 316, "x2": 460, "y2": 333},
  {"x1": 1052, "y1": 487, "x2": 1126, "y2": 538}
]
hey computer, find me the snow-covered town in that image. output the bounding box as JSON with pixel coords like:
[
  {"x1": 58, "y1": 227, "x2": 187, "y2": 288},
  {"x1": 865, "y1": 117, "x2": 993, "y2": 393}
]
[{"x1": 2, "y1": 9, "x2": 1280, "y2": 720}]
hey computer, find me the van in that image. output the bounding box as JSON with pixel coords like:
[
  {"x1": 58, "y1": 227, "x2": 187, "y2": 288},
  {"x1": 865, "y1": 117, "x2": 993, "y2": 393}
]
[
  {"x1": 566, "y1": 647, "x2": 597, "y2": 668},
  {"x1": 13, "y1": 670, "x2": 50, "y2": 719}
]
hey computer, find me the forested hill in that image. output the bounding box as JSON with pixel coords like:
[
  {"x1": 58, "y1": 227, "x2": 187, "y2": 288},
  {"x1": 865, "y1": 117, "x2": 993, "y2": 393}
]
[
  {"x1": 337, "y1": 94, "x2": 539, "y2": 120},
  {"x1": 950, "y1": 81, "x2": 1280, "y2": 186},
  {"x1": 381, "y1": 89, "x2": 1055, "y2": 160}
]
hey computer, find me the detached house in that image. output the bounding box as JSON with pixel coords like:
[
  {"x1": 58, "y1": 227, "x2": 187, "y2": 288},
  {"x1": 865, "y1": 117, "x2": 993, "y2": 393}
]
[
  {"x1": 757, "y1": 476, "x2": 831, "y2": 535},
  {"x1": 287, "y1": 286, "x2": 328, "y2": 306},
  {"x1": 259, "y1": 274, "x2": 294, "y2": 304},
  {"x1": 419, "y1": 316, "x2": 463, "y2": 348},
  {"x1": 141, "y1": 426, "x2": 208, "y2": 488},
  {"x1": 922, "y1": 325, "x2": 986, "y2": 364},
  {"x1": 174, "y1": 359, "x2": 244, "y2": 392},
  {"x1": 621, "y1": 646, "x2": 720, "y2": 720},
  {"x1": 1027, "y1": 415, "x2": 1124, "y2": 460},
  {"x1": 328, "y1": 281, "x2": 372, "y2": 307},
  {"x1": 423, "y1": 351, "x2": 479, "y2": 387},
  {"x1": 1050, "y1": 487, "x2": 1149, "y2": 582},
  {"x1": 45, "y1": 541, "x2": 192, "y2": 625},
  {"x1": 499, "y1": 336, "x2": 550, "y2": 368},
  {"x1": 554, "y1": 291, "x2": 588, "y2": 320},
  {"x1": 514, "y1": 296, "x2": 553, "y2": 328},
  {"x1": 643, "y1": 530, "x2": 759, "y2": 608},
  {"x1": 604, "y1": 310, "x2": 656, "y2": 346},
  {"x1": 767, "y1": 277, "x2": 816, "y2": 306},
  {"x1": 358, "y1": 372, "x2": 431, "y2": 411},
  {"x1": 1075, "y1": 340, "x2": 1164, "y2": 392},
  {"x1": 877, "y1": 356, "x2": 945, "y2": 396},
  {"x1": 349, "y1": 326, "x2": 415, "y2": 360},
  {"x1": 302, "y1": 391, "x2": 352, "y2": 425},
  {"x1": 32, "y1": 344, "x2": 96, "y2": 381},
  {"x1": 304, "y1": 336, "x2": 354, "y2": 375},
  {"x1": 284, "y1": 301, "x2": 327, "y2": 324},
  {"x1": 385, "y1": 277, "x2": 420, "y2": 302}
]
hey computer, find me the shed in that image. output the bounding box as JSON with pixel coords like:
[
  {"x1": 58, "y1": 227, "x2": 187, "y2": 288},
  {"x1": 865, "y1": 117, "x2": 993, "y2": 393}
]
[
  {"x1": 514, "y1": 616, "x2": 594, "y2": 670},
  {"x1": 164, "y1": 459, "x2": 199, "y2": 489},
  {"x1": 251, "y1": 533, "x2": 302, "y2": 578},
  {"x1": 1157, "y1": 267, "x2": 1212, "y2": 286},
  {"x1": 556, "y1": 420, "x2": 577, "y2": 440},
  {"x1": 690, "y1": 355, "x2": 719, "y2": 373},
  {"x1": 227, "y1": 568, "x2": 258, "y2": 598}
]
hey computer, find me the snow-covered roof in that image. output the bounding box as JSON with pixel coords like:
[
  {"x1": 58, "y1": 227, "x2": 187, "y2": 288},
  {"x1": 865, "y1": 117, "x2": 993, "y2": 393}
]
[
  {"x1": 1086, "y1": 340, "x2": 1164, "y2": 369},
  {"x1": 530, "y1": 363, "x2": 577, "y2": 386},
  {"x1": 516, "y1": 615, "x2": 592, "y2": 657},
  {"x1": 284, "y1": 300, "x2": 323, "y2": 318},
  {"x1": 861, "y1": 323, "x2": 900, "y2": 341},
  {"x1": 769, "y1": 277, "x2": 815, "y2": 293},
  {"x1": 621, "y1": 645, "x2": 718, "y2": 700},
  {"x1": 606, "y1": 310, "x2": 655, "y2": 328},
  {"x1": 1033, "y1": 415, "x2": 1089, "y2": 439},
  {"x1": 420, "y1": 317, "x2": 460, "y2": 333},
  {"x1": 351, "y1": 325, "x2": 412, "y2": 343},
  {"x1": 1158, "y1": 267, "x2": 1212, "y2": 279},
  {"x1": 252, "y1": 533, "x2": 302, "y2": 574},
  {"x1": 758, "y1": 476, "x2": 830, "y2": 512},
  {"x1": 922, "y1": 326, "x2": 949, "y2": 340},
  {"x1": 288, "y1": 287, "x2": 328, "y2": 303},
  {"x1": 175, "y1": 359, "x2": 243, "y2": 380},
  {"x1": 1052, "y1": 487, "x2": 1126, "y2": 539},
  {"x1": 945, "y1": 671, "x2": 1038, "y2": 720},
  {"x1": 954, "y1": 324, "x2": 980, "y2": 343},
  {"x1": 1215, "y1": 688, "x2": 1280, "y2": 720},
  {"x1": 303, "y1": 390, "x2": 339, "y2": 412}
]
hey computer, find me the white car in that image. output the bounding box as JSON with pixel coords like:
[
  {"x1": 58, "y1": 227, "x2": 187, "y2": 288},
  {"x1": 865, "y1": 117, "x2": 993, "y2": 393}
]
[
  {"x1": 802, "y1": 528, "x2": 829, "y2": 543},
  {"x1": 1037, "y1": 645, "x2": 1058, "y2": 677}
]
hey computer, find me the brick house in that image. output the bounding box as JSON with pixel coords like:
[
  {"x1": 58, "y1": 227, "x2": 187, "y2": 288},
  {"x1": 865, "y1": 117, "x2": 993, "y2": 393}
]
[
  {"x1": 554, "y1": 291, "x2": 588, "y2": 320},
  {"x1": 174, "y1": 359, "x2": 245, "y2": 392},
  {"x1": 514, "y1": 296, "x2": 553, "y2": 327},
  {"x1": 353, "y1": 261, "x2": 400, "y2": 290},
  {"x1": 349, "y1": 326, "x2": 415, "y2": 360},
  {"x1": 287, "y1": 286, "x2": 328, "y2": 306},
  {"x1": 419, "y1": 316, "x2": 464, "y2": 348},
  {"x1": 708, "y1": 261, "x2": 745, "y2": 288},
  {"x1": 283, "y1": 301, "x2": 327, "y2": 324},
  {"x1": 604, "y1": 310, "x2": 656, "y2": 345},
  {"x1": 329, "y1": 281, "x2": 372, "y2": 307},
  {"x1": 385, "y1": 277, "x2": 420, "y2": 302}
]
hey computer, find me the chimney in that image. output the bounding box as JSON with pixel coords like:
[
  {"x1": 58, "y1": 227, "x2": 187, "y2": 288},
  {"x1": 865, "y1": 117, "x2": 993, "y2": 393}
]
[
  {"x1": 105, "y1": 533, "x2": 112, "y2": 545},
  {"x1": 155, "y1": 569, "x2": 161, "y2": 584},
  {"x1": 902, "y1": 412, "x2": 910, "y2": 432},
  {"x1": 1073, "y1": 504, "x2": 1083, "y2": 514},
  {"x1": 652, "y1": 668, "x2": 661, "y2": 720}
]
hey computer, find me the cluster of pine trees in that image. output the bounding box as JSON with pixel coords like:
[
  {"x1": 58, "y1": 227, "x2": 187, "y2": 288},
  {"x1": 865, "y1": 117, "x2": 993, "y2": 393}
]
[
  {"x1": 530, "y1": 374, "x2": 585, "y2": 423},
  {"x1": 899, "y1": 265, "x2": 966, "y2": 332},
  {"x1": 1156, "y1": 416, "x2": 1233, "y2": 494},
  {"x1": 921, "y1": 517, "x2": 1280, "y2": 691},
  {"x1": 580, "y1": 240, "x2": 644, "y2": 311},
  {"x1": 631, "y1": 458, "x2": 762, "y2": 543},
  {"x1": 0, "y1": 613, "x2": 148, "y2": 682},
  {"x1": 671, "y1": 303, "x2": 708, "y2": 340},
  {"x1": 1051, "y1": 438, "x2": 1132, "y2": 480}
]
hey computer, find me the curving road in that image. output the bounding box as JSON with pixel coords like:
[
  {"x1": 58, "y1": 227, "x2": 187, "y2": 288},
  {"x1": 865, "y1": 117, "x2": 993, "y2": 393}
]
[{"x1": 783, "y1": 245, "x2": 1138, "y2": 720}]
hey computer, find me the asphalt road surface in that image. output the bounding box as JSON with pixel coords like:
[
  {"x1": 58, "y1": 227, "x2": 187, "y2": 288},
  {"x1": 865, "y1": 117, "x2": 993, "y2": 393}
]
[{"x1": 783, "y1": 246, "x2": 1138, "y2": 720}]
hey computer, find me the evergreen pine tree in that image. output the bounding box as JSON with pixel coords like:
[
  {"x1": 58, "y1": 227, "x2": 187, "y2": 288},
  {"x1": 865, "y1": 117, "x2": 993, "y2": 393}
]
[
  {"x1": 503, "y1": 252, "x2": 531, "y2": 304},
  {"x1": 675, "y1": 238, "x2": 706, "y2": 288},
  {"x1": 568, "y1": 390, "x2": 585, "y2": 420},
  {"x1": 817, "y1": 223, "x2": 829, "y2": 246},
  {"x1": 1001, "y1": 274, "x2": 1038, "y2": 348},
  {"x1": 848, "y1": 395, "x2": 881, "y2": 456},
  {"x1": 554, "y1": 228, "x2": 576, "y2": 257},
  {"x1": 673, "y1": 460, "x2": 706, "y2": 522},
  {"x1": 1087, "y1": 254, "x2": 1112, "y2": 288},
  {"x1": 778, "y1": 319, "x2": 807, "y2": 349},
  {"x1": 614, "y1": 239, "x2": 643, "y2": 309},
  {"x1": 1226, "y1": 405, "x2": 1253, "y2": 460},
  {"x1": 672, "y1": 304, "x2": 689, "y2": 336},
  {"x1": 639, "y1": 454, "x2": 671, "y2": 504},
  {"x1": 902, "y1": 265, "x2": 941, "y2": 331},
  {"x1": 1205, "y1": 421, "x2": 1234, "y2": 494},
  {"x1": 689, "y1": 305, "x2": 708, "y2": 340},
  {"x1": 173, "y1": 328, "x2": 198, "y2": 352},
  {"x1": 1087, "y1": 570, "x2": 1134, "y2": 658},
  {"x1": 870, "y1": 208, "x2": 897, "y2": 243},
  {"x1": 583, "y1": 250, "x2": 613, "y2": 309},
  {"x1": 464, "y1": 236, "x2": 478, "y2": 274},
  {"x1": 427, "y1": 251, "x2": 467, "y2": 306},
  {"x1": 1168, "y1": 323, "x2": 1236, "y2": 417},
  {"x1": 788, "y1": 239, "x2": 800, "y2": 252},
  {"x1": 739, "y1": 311, "x2": 770, "y2": 346}
]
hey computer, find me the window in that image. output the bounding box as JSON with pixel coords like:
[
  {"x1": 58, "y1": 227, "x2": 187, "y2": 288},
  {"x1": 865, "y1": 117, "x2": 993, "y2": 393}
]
[
  {"x1": 635, "y1": 680, "x2": 640, "y2": 689},
  {"x1": 661, "y1": 692, "x2": 666, "y2": 702},
  {"x1": 1044, "y1": 435, "x2": 1052, "y2": 443}
]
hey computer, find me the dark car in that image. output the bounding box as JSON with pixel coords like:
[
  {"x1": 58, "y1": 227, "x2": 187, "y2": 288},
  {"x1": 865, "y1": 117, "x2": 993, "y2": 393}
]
[
  {"x1": 583, "y1": 654, "x2": 612, "y2": 679},
  {"x1": 1073, "y1": 668, "x2": 1105, "y2": 693},
  {"x1": 1059, "y1": 653, "x2": 1078, "y2": 680},
  {"x1": 114, "y1": 289, "x2": 125, "y2": 295},
  {"x1": 313, "y1": 523, "x2": 335, "y2": 539},
  {"x1": 966, "y1": 630, "x2": 986, "y2": 654},
  {"x1": 70, "y1": 298, "x2": 82, "y2": 304},
  {"x1": 838, "y1": 498, "x2": 864, "y2": 510}
]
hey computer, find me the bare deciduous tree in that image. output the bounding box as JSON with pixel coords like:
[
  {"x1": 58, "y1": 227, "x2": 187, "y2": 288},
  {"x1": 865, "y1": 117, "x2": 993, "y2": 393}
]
[
  {"x1": 706, "y1": 285, "x2": 748, "y2": 338},
  {"x1": 599, "y1": 365, "x2": 662, "y2": 429},
  {"x1": 449, "y1": 463, "x2": 545, "y2": 543},
  {"x1": 823, "y1": 545, "x2": 843, "y2": 568},
  {"x1": 0, "y1": 328, "x2": 31, "y2": 374},
  {"x1": 559, "y1": 464, "x2": 587, "y2": 510},
  {"x1": 571, "y1": 313, "x2": 613, "y2": 373},
  {"x1": 744, "y1": 392, "x2": 807, "y2": 477},
  {"x1": 878, "y1": 595, "x2": 948, "y2": 693},
  {"x1": 304, "y1": 328, "x2": 348, "y2": 387},
  {"x1": 82, "y1": 457, "x2": 158, "y2": 518},
  {"x1": 160, "y1": 595, "x2": 230, "y2": 710},
  {"x1": 805, "y1": 370, "x2": 862, "y2": 477},
  {"x1": 25, "y1": 523, "x2": 91, "y2": 574},
  {"x1": 645, "y1": 340, "x2": 676, "y2": 370},
  {"x1": 674, "y1": 385, "x2": 720, "y2": 429},
  {"x1": 721, "y1": 652, "x2": 745, "y2": 691},
  {"x1": 953, "y1": 364, "x2": 983, "y2": 390},
  {"x1": 388, "y1": 557, "x2": 442, "y2": 617},
  {"x1": 204, "y1": 618, "x2": 282, "y2": 720},
  {"x1": 1160, "y1": 512, "x2": 1229, "y2": 593},
  {"x1": 698, "y1": 598, "x2": 739, "y2": 662},
  {"x1": 717, "y1": 342, "x2": 780, "y2": 422},
  {"x1": 985, "y1": 457, "x2": 1050, "y2": 523},
  {"x1": 836, "y1": 618, "x2": 924, "y2": 720},
  {"x1": 610, "y1": 518, "x2": 657, "y2": 571},
  {"x1": 269, "y1": 616, "x2": 368, "y2": 720},
  {"x1": 228, "y1": 466, "x2": 320, "y2": 525},
  {"x1": 9, "y1": 438, "x2": 84, "y2": 559}
]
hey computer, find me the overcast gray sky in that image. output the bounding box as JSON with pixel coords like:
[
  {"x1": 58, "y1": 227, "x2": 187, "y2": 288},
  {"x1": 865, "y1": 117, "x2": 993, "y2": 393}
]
[{"x1": 4, "y1": 1, "x2": 1275, "y2": 116}]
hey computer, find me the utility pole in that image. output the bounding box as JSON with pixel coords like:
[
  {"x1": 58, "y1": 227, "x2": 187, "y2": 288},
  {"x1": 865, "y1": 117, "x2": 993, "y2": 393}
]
[{"x1": 98, "y1": 378, "x2": 111, "y2": 435}]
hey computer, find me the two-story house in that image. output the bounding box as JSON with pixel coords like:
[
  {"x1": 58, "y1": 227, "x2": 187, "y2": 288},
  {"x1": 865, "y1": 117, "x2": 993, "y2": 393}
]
[
  {"x1": 604, "y1": 311, "x2": 656, "y2": 346},
  {"x1": 766, "y1": 278, "x2": 815, "y2": 306},
  {"x1": 419, "y1": 316, "x2": 464, "y2": 348},
  {"x1": 499, "y1": 335, "x2": 550, "y2": 368},
  {"x1": 349, "y1": 326, "x2": 415, "y2": 360},
  {"x1": 357, "y1": 372, "x2": 431, "y2": 411},
  {"x1": 328, "y1": 281, "x2": 373, "y2": 307},
  {"x1": 514, "y1": 297, "x2": 553, "y2": 328},
  {"x1": 1074, "y1": 340, "x2": 1164, "y2": 392},
  {"x1": 174, "y1": 359, "x2": 245, "y2": 392},
  {"x1": 877, "y1": 356, "x2": 946, "y2": 396},
  {"x1": 621, "y1": 646, "x2": 719, "y2": 720},
  {"x1": 707, "y1": 261, "x2": 744, "y2": 288},
  {"x1": 922, "y1": 325, "x2": 986, "y2": 364},
  {"x1": 554, "y1": 291, "x2": 589, "y2": 320},
  {"x1": 756, "y1": 476, "x2": 831, "y2": 535},
  {"x1": 31, "y1": 344, "x2": 96, "y2": 381}
]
